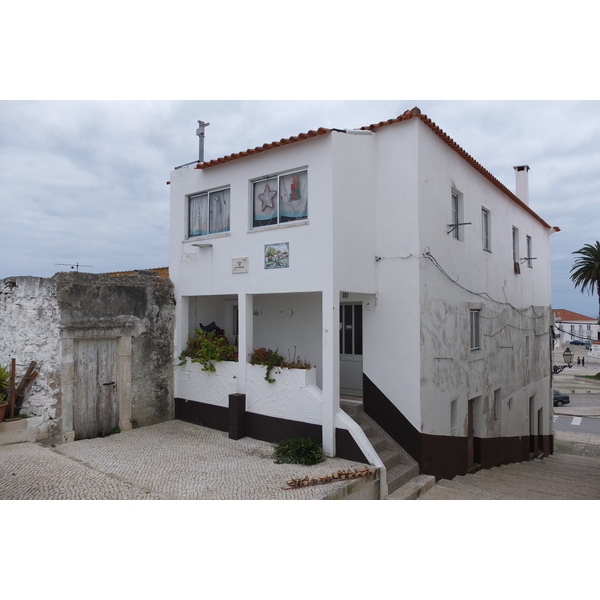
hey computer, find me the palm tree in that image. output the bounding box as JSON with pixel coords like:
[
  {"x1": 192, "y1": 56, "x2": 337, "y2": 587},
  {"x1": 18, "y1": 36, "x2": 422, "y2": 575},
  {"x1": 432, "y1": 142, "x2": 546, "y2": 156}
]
[{"x1": 570, "y1": 241, "x2": 600, "y2": 324}]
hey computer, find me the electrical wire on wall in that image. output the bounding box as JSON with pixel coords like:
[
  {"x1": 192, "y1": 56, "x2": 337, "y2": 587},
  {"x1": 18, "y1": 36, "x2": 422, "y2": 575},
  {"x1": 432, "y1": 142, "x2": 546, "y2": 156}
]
[{"x1": 422, "y1": 248, "x2": 550, "y2": 340}]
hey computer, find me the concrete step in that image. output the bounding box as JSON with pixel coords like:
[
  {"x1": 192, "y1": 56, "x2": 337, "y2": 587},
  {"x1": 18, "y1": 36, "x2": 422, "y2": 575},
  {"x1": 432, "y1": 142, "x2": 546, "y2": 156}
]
[
  {"x1": 387, "y1": 474, "x2": 436, "y2": 500},
  {"x1": 386, "y1": 462, "x2": 420, "y2": 494},
  {"x1": 419, "y1": 452, "x2": 600, "y2": 500},
  {"x1": 433, "y1": 477, "x2": 517, "y2": 500},
  {"x1": 462, "y1": 463, "x2": 600, "y2": 498},
  {"x1": 378, "y1": 447, "x2": 407, "y2": 470},
  {"x1": 341, "y1": 399, "x2": 419, "y2": 498}
]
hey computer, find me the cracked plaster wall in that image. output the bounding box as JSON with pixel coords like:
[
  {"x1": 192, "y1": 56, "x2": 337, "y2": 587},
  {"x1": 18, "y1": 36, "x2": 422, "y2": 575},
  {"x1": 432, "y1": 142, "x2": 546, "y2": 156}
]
[
  {"x1": 0, "y1": 272, "x2": 175, "y2": 442},
  {"x1": 0, "y1": 276, "x2": 62, "y2": 440}
]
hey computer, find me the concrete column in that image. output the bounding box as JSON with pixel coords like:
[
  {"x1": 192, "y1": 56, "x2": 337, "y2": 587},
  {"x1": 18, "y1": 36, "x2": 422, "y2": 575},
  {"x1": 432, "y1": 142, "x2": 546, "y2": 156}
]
[
  {"x1": 60, "y1": 336, "x2": 75, "y2": 442},
  {"x1": 321, "y1": 291, "x2": 339, "y2": 456},
  {"x1": 177, "y1": 296, "x2": 190, "y2": 354},
  {"x1": 118, "y1": 336, "x2": 133, "y2": 432},
  {"x1": 237, "y1": 294, "x2": 253, "y2": 392}
]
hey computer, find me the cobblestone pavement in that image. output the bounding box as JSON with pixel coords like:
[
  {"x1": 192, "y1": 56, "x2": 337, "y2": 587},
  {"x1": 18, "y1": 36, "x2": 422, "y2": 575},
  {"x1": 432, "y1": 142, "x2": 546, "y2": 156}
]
[{"x1": 0, "y1": 420, "x2": 369, "y2": 500}]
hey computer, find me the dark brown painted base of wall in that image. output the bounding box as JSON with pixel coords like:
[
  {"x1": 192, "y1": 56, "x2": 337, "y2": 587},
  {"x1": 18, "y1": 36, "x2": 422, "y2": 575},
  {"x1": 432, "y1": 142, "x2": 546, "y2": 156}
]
[
  {"x1": 363, "y1": 375, "x2": 553, "y2": 481},
  {"x1": 174, "y1": 397, "x2": 369, "y2": 464}
]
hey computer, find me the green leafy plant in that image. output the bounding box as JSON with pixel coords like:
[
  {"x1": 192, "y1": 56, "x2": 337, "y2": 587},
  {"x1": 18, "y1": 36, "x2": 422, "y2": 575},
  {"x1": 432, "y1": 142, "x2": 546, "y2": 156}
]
[
  {"x1": 250, "y1": 347, "x2": 312, "y2": 383},
  {"x1": 281, "y1": 347, "x2": 312, "y2": 370},
  {"x1": 250, "y1": 347, "x2": 285, "y2": 383},
  {"x1": 179, "y1": 330, "x2": 237, "y2": 372},
  {"x1": 0, "y1": 363, "x2": 10, "y2": 405},
  {"x1": 273, "y1": 436, "x2": 325, "y2": 465}
]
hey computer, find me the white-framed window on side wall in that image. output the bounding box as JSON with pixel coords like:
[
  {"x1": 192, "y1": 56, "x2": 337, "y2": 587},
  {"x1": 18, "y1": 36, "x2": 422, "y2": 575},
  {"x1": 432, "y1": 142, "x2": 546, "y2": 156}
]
[
  {"x1": 470, "y1": 309, "x2": 481, "y2": 351},
  {"x1": 512, "y1": 226, "x2": 520, "y2": 274},
  {"x1": 450, "y1": 189, "x2": 464, "y2": 240},
  {"x1": 512, "y1": 227, "x2": 519, "y2": 261},
  {"x1": 252, "y1": 169, "x2": 308, "y2": 228},
  {"x1": 482, "y1": 207, "x2": 491, "y2": 252},
  {"x1": 188, "y1": 187, "x2": 230, "y2": 237},
  {"x1": 526, "y1": 235, "x2": 533, "y2": 268}
]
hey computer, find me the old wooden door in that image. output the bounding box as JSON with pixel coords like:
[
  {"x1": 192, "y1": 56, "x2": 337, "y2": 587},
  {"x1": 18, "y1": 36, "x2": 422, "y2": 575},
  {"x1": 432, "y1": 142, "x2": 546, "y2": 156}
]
[{"x1": 73, "y1": 338, "x2": 119, "y2": 440}]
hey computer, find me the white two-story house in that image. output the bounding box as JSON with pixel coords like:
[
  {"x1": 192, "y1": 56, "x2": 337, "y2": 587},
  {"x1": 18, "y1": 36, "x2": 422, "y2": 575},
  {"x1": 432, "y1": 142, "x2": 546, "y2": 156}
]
[
  {"x1": 553, "y1": 309, "x2": 599, "y2": 348},
  {"x1": 168, "y1": 107, "x2": 558, "y2": 482}
]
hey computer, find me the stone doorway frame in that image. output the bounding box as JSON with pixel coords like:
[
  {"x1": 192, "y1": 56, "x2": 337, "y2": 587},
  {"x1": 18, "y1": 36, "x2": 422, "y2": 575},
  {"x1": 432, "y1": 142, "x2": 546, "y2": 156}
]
[{"x1": 60, "y1": 326, "x2": 133, "y2": 442}]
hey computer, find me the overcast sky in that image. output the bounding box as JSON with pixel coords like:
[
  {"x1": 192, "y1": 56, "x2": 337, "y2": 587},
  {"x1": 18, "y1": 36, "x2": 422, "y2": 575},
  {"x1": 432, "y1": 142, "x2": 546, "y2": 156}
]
[{"x1": 1, "y1": 99, "x2": 599, "y2": 317}]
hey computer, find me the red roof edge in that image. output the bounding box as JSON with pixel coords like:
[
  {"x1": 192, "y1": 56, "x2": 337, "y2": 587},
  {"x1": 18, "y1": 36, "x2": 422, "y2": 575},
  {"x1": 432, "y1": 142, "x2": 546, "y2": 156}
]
[
  {"x1": 195, "y1": 127, "x2": 331, "y2": 170},
  {"x1": 360, "y1": 107, "x2": 553, "y2": 230}
]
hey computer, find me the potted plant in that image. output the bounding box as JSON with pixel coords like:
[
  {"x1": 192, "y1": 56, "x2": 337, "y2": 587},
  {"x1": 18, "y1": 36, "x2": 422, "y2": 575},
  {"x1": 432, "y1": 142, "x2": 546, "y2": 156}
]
[
  {"x1": 0, "y1": 363, "x2": 10, "y2": 422},
  {"x1": 249, "y1": 347, "x2": 312, "y2": 383},
  {"x1": 178, "y1": 329, "x2": 237, "y2": 372}
]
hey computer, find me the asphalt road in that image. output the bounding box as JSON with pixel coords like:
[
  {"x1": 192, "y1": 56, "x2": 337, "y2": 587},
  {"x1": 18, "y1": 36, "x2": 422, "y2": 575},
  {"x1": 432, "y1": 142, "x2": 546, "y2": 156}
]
[{"x1": 554, "y1": 414, "x2": 600, "y2": 435}]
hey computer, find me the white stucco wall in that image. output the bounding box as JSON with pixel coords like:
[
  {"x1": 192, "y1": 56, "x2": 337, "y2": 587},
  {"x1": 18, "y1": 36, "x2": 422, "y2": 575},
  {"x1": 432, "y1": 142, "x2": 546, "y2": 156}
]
[
  {"x1": 0, "y1": 277, "x2": 62, "y2": 440},
  {"x1": 169, "y1": 115, "x2": 555, "y2": 450},
  {"x1": 415, "y1": 120, "x2": 553, "y2": 438}
]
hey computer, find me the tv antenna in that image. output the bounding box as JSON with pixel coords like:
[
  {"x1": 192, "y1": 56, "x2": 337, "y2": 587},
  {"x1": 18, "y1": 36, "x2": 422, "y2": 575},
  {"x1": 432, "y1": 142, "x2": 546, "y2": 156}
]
[{"x1": 55, "y1": 262, "x2": 93, "y2": 272}]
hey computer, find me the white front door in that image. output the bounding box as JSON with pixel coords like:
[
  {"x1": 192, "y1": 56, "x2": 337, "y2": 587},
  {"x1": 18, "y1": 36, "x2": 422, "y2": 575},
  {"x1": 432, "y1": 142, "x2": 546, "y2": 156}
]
[{"x1": 340, "y1": 303, "x2": 363, "y2": 396}]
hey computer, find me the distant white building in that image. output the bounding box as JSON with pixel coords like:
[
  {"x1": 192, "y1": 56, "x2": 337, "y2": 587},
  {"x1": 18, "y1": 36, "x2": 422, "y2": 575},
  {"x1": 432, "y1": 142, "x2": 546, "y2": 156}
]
[
  {"x1": 553, "y1": 308, "x2": 599, "y2": 349},
  {"x1": 169, "y1": 107, "x2": 558, "y2": 483}
]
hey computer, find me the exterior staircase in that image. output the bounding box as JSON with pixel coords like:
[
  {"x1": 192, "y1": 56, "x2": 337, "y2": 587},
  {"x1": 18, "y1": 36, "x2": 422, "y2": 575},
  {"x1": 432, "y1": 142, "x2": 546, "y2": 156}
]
[
  {"x1": 415, "y1": 451, "x2": 600, "y2": 500},
  {"x1": 341, "y1": 399, "x2": 420, "y2": 496}
]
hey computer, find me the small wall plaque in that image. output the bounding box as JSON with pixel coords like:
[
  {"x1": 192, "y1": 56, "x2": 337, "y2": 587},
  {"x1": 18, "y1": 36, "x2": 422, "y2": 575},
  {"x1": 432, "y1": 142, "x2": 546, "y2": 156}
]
[{"x1": 232, "y1": 257, "x2": 249, "y2": 274}]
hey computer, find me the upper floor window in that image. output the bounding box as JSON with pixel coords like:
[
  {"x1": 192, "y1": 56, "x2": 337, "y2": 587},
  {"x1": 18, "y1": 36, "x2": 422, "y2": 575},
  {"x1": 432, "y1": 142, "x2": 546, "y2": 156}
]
[
  {"x1": 526, "y1": 235, "x2": 533, "y2": 268},
  {"x1": 450, "y1": 190, "x2": 464, "y2": 240},
  {"x1": 189, "y1": 187, "x2": 230, "y2": 237},
  {"x1": 470, "y1": 309, "x2": 481, "y2": 351},
  {"x1": 512, "y1": 226, "x2": 519, "y2": 262},
  {"x1": 482, "y1": 207, "x2": 491, "y2": 251},
  {"x1": 252, "y1": 169, "x2": 308, "y2": 228}
]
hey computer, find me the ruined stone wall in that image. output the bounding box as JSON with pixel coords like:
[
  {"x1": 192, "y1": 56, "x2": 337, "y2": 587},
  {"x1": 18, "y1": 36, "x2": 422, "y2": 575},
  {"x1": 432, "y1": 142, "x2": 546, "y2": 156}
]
[
  {"x1": 0, "y1": 277, "x2": 62, "y2": 440},
  {"x1": 54, "y1": 271, "x2": 175, "y2": 430},
  {"x1": 0, "y1": 271, "x2": 175, "y2": 443}
]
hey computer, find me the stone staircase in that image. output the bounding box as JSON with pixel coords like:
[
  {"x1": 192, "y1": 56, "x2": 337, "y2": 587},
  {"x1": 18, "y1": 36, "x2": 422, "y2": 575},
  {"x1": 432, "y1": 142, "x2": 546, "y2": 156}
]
[
  {"x1": 417, "y1": 452, "x2": 600, "y2": 500},
  {"x1": 341, "y1": 400, "x2": 420, "y2": 496}
]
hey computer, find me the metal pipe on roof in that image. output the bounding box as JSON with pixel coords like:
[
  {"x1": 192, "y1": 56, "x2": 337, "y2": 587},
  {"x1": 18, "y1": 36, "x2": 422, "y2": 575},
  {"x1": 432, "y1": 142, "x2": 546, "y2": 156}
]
[{"x1": 196, "y1": 120, "x2": 210, "y2": 163}]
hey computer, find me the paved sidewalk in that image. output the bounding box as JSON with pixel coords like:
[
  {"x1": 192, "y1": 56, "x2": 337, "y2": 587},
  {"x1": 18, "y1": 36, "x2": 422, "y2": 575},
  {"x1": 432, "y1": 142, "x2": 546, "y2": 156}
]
[{"x1": 0, "y1": 420, "x2": 369, "y2": 500}]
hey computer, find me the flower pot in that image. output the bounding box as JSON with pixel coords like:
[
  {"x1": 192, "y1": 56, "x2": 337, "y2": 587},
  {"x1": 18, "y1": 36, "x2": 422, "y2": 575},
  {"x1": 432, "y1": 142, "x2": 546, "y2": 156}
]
[{"x1": 0, "y1": 402, "x2": 8, "y2": 422}]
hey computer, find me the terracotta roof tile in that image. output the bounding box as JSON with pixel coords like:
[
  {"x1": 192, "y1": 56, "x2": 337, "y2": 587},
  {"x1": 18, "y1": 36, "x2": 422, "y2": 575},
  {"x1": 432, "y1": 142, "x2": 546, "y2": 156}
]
[
  {"x1": 360, "y1": 107, "x2": 552, "y2": 230},
  {"x1": 553, "y1": 309, "x2": 596, "y2": 322},
  {"x1": 195, "y1": 107, "x2": 554, "y2": 230},
  {"x1": 195, "y1": 127, "x2": 331, "y2": 170}
]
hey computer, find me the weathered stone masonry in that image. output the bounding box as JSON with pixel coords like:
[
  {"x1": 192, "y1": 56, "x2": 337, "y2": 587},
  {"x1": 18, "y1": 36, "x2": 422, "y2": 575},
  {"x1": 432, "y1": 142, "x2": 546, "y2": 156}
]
[{"x1": 0, "y1": 271, "x2": 175, "y2": 443}]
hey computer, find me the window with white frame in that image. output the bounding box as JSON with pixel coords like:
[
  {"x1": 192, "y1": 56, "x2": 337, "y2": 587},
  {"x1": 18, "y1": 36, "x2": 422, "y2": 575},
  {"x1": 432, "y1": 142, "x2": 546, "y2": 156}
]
[
  {"x1": 482, "y1": 207, "x2": 491, "y2": 251},
  {"x1": 470, "y1": 309, "x2": 481, "y2": 351},
  {"x1": 526, "y1": 235, "x2": 533, "y2": 268},
  {"x1": 512, "y1": 226, "x2": 519, "y2": 262},
  {"x1": 252, "y1": 169, "x2": 308, "y2": 228},
  {"x1": 493, "y1": 388, "x2": 502, "y2": 421},
  {"x1": 451, "y1": 190, "x2": 464, "y2": 240},
  {"x1": 189, "y1": 187, "x2": 230, "y2": 237}
]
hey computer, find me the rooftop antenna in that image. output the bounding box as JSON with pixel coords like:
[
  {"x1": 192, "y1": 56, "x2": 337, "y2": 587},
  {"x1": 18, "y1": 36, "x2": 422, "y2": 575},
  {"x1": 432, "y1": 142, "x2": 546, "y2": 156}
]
[
  {"x1": 55, "y1": 262, "x2": 93, "y2": 272},
  {"x1": 196, "y1": 120, "x2": 210, "y2": 163}
]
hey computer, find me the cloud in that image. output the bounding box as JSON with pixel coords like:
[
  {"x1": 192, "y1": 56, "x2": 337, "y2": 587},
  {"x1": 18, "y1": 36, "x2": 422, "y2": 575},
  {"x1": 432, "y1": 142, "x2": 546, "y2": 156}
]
[{"x1": 1, "y1": 100, "x2": 599, "y2": 318}]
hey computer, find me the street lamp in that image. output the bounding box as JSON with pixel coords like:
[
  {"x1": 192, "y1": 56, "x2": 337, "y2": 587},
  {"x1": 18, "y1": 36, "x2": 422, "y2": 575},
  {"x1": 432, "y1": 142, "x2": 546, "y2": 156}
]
[
  {"x1": 553, "y1": 347, "x2": 574, "y2": 374},
  {"x1": 562, "y1": 347, "x2": 574, "y2": 367}
]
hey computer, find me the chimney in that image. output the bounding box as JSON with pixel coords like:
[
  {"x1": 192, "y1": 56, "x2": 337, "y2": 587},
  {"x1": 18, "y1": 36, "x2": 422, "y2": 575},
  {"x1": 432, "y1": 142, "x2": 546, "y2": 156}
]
[
  {"x1": 196, "y1": 120, "x2": 210, "y2": 163},
  {"x1": 513, "y1": 165, "x2": 530, "y2": 205}
]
